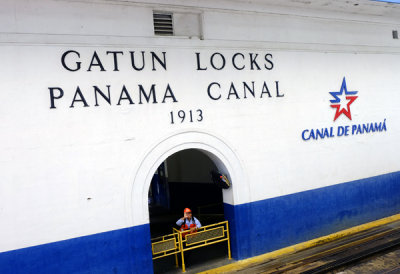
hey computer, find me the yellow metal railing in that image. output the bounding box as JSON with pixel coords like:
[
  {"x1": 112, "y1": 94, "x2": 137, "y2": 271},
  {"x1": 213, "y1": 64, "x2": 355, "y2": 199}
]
[
  {"x1": 151, "y1": 231, "x2": 180, "y2": 267},
  {"x1": 151, "y1": 221, "x2": 231, "y2": 272}
]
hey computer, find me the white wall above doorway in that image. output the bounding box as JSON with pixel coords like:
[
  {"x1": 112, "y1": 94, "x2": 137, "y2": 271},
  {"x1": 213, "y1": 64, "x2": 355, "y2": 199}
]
[{"x1": 128, "y1": 130, "x2": 249, "y2": 226}]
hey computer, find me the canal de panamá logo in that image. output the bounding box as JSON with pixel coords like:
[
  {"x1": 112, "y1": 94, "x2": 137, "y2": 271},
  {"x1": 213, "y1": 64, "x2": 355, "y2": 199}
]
[
  {"x1": 301, "y1": 76, "x2": 387, "y2": 141},
  {"x1": 329, "y1": 77, "x2": 358, "y2": 122}
]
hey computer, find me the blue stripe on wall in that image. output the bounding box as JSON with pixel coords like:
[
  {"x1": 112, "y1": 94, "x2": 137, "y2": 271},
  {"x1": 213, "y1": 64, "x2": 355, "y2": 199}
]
[
  {"x1": 1, "y1": 171, "x2": 399, "y2": 272},
  {"x1": 225, "y1": 171, "x2": 400, "y2": 260},
  {"x1": 0, "y1": 224, "x2": 153, "y2": 274},
  {"x1": 371, "y1": 0, "x2": 400, "y2": 3}
]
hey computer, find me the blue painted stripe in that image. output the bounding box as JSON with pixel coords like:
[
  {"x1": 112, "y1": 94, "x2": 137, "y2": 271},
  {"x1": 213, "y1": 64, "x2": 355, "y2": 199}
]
[
  {"x1": 225, "y1": 171, "x2": 400, "y2": 260},
  {"x1": 371, "y1": 0, "x2": 400, "y2": 3},
  {"x1": 2, "y1": 171, "x2": 400, "y2": 272},
  {"x1": 0, "y1": 224, "x2": 153, "y2": 274}
]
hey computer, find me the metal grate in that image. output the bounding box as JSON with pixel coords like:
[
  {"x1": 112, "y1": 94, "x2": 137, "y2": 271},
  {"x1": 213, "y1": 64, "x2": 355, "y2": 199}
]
[
  {"x1": 186, "y1": 227, "x2": 224, "y2": 245},
  {"x1": 152, "y1": 238, "x2": 176, "y2": 254},
  {"x1": 393, "y1": 30, "x2": 398, "y2": 39},
  {"x1": 153, "y1": 12, "x2": 173, "y2": 36}
]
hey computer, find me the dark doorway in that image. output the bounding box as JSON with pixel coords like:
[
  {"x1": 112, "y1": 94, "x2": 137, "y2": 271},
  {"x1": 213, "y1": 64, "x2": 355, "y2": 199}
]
[{"x1": 148, "y1": 149, "x2": 228, "y2": 273}]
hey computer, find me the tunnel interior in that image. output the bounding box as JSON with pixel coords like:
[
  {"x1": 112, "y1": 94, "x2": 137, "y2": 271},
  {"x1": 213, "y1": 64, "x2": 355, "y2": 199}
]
[
  {"x1": 148, "y1": 149, "x2": 225, "y2": 237},
  {"x1": 148, "y1": 149, "x2": 229, "y2": 272}
]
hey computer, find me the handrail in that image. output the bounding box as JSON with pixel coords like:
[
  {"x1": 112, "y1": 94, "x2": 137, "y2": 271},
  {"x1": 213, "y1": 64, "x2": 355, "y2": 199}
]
[{"x1": 151, "y1": 221, "x2": 231, "y2": 272}]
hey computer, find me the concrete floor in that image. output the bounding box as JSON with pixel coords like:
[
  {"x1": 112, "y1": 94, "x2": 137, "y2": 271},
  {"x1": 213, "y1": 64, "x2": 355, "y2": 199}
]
[
  {"x1": 197, "y1": 220, "x2": 400, "y2": 273},
  {"x1": 330, "y1": 247, "x2": 400, "y2": 274},
  {"x1": 153, "y1": 242, "x2": 233, "y2": 274}
]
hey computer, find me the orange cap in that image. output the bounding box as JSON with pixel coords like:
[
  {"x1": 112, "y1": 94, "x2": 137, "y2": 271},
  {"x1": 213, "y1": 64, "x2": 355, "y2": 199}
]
[{"x1": 184, "y1": 208, "x2": 192, "y2": 213}]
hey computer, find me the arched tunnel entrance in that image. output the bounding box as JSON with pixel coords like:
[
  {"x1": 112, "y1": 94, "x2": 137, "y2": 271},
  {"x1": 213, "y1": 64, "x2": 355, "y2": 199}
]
[
  {"x1": 149, "y1": 149, "x2": 228, "y2": 272},
  {"x1": 129, "y1": 131, "x2": 249, "y2": 272}
]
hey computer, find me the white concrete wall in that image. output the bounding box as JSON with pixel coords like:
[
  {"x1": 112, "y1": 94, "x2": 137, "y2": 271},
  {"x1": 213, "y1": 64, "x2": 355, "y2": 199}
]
[{"x1": 1, "y1": 0, "x2": 399, "y2": 252}]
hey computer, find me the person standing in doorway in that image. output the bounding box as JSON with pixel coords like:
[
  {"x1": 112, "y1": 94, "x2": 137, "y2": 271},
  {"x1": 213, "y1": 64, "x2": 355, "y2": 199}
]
[{"x1": 176, "y1": 208, "x2": 201, "y2": 233}]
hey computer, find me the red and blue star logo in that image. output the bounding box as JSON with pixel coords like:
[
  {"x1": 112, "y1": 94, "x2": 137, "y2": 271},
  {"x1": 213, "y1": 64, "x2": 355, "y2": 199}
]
[{"x1": 329, "y1": 77, "x2": 358, "y2": 122}]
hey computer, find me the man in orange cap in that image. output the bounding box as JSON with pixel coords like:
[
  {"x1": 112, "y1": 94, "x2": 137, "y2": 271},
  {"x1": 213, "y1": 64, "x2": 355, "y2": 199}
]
[{"x1": 176, "y1": 208, "x2": 201, "y2": 233}]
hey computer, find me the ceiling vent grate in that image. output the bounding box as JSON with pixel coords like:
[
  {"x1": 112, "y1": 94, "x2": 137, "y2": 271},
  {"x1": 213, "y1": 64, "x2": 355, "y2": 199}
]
[{"x1": 153, "y1": 12, "x2": 173, "y2": 36}]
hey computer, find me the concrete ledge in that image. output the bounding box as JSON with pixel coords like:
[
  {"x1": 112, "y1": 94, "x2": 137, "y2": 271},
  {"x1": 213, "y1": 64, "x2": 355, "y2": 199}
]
[{"x1": 200, "y1": 213, "x2": 400, "y2": 273}]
